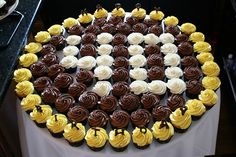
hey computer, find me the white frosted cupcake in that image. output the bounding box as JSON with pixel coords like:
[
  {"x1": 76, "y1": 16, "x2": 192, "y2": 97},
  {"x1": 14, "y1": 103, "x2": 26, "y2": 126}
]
[
  {"x1": 159, "y1": 33, "x2": 175, "y2": 44},
  {"x1": 92, "y1": 81, "x2": 112, "y2": 97},
  {"x1": 166, "y1": 78, "x2": 186, "y2": 95},
  {"x1": 130, "y1": 80, "x2": 148, "y2": 95},
  {"x1": 165, "y1": 67, "x2": 183, "y2": 79},
  {"x1": 129, "y1": 54, "x2": 147, "y2": 68},
  {"x1": 129, "y1": 68, "x2": 147, "y2": 81},
  {"x1": 77, "y1": 56, "x2": 96, "y2": 70},
  {"x1": 66, "y1": 35, "x2": 81, "y2": 46},
  {"x1": 97, "y1": 32, "x2": 113, "y2": 45},
  {"x1": 97, "y1": 44, "x2": 113, "y2": 55},
  {"x1": 63, "y1": 45, "x2": 79, "y2": 56},
  {"x1": 127, "y1": 32, "x2": 144, "y2": 45},
  {"x1": 94, "y1": 65, "x2": 113, "y2": 81},
  {"x1": 164, "y1": 53, "x2": 180, "y2": 67},
  {"x1": 144, "y1": 33, "x2": 160, "y2": 45},
  {"x1": 60, "y1": 56, "x2": 78, "y2": 73},
  {"x1": 161, "y1": 43, "x2": 178, "y2": 55},
  {"x1": 148, "y1": 80, "x2": 167, "y2": 98},
  {"x1": 128, "y1": 45, "x2": 144, "y2": 56},
  {"x1": 96, "y1": 55, "x2": 114, "y2": 67}
]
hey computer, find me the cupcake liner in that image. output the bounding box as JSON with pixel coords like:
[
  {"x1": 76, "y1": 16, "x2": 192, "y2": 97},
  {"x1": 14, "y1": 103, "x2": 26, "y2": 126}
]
[
  {"x1": 34, "y1": 121, "x2": 46, "y2": 128},
  {"x1": 67, "y1": 139, "x2": 85, "y2": 147},
  {"x1": 49, "y1": 131, "x2": 64, "y2": 138},
  {"x1": 191, "y1": 114, "x2": 204, "y2": 121},
  {"x1": 133, "y1": 143, "x2": 150, "y2": 149},
  {"x1": 65, "y1": 67, "x2": 77, "y2": 74},
  {"x1": 156, "y1": 136, "x2": 173, "y2": 144},
  {"x1": 110, "y1": 144, "x2": 128, "y2": 152},
  {"x1": 80, "y1": 22, "x2": 92, "y2": 29},
  {"x1": 174, "y1": 127, "x2": 189, "y2": 133},
  {"x1": 88, "y1": 143, "x2": 106, "y2": 151}
]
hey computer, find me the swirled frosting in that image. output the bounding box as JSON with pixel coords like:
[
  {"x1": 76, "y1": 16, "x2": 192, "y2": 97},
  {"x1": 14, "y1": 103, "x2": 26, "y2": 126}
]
[
  {"x1": 19, "y1": 53, "x2": 38, "y2": 67},
  {"x1": 164, "y1": 16, "x2": 179, "y2": 26},
  {"x1": 63, "y1": 122, "x2": 86, "y2": 143},
  {"x1": 94, "y1": 65, "x2": 112, "y2": 80},
  {"x1": 150, "y1": 9, "x2": 164, "y2": 21},
  {"x1": 110, "y1": 110, "x2": 130, "y2": 128},
  {"x1": 66, "y1": 35, "x2": 81, "y2": 46},
  {"x1": 77, "y1": 56, "x2": 96, "y2": 70},
  {"x1": 201, "y1": 61, "x2": 220, "y2": 77},
  {"x1": 167, "y1": 94, "x2": 185, "y2": 111},
  {"x1": 34, "y1": 31, "x2": 51, "y2": 43},
  {"x1": 180, "y1": 23, "x2": 196, "y2": 35},
  {"x1": 199, "y1": 89, "x2": 218, "y2": 106},
  {"x1": 15, "y1": 81, "x2": 34, "y2": 97},
  {"x1": 112, "y1": 67, "x2": 129, "y2": 82},
  {"x1": 161, "y1": 43, "x2": 178, "y2": 55},
  {"x1": 185, "y1": 99, "x2": 206, "y2": 117},
  {"x1": 166, "y1": 78, "x2": 186, "y2": 94},
  {"x1": 96, "y1": 55, "x2": 114, "y2": 67},
  {"x1": 48, "y1": 24, "x2": 63, "y2": 35},
  {"x1": 92, "y1": 81, "x2": 112, "y2": 97},
  {"x1": 99, "y1": 95, "x2": 117, "y2": 113},
  {"x1": 129, "y1": 54, "x2": 147, "y2": 68},
  {"x1": 112, "y1": 81, "x2": 130, "y2": 97},
  {"x1": 131, "y1": 109, "x2": 151, "y2": 127},
  {"x1": 88, "y1": 109, "x2": 109, "y2": 127},
  {"x1": 13, "y1": 68, "x2": 32, "y2": 83},
  {"x1": 109, "y1": 129, "x2": 131, "y2": 148},
  {"x1": 196, "y1": 52, "x2": 214, "y2": 65},
  {"x1": 127, "y1": 32, "x2": 144, "y2": 45},
  {"x1": 128, "y1": 45, "x2": 144, "y2": 56},
  {"x1": 130, "y1": 80, "x2": 148, "y2": 95},
  {"x1": 79, "y1": 91, "x2": 99, "y2": 110},
  {"x1": 152, "y1": 121, "x2": 174, "y2": 141},
  {"x1": 55, "y1": 94, "x2": 75, "y2": 113},
  {"x1": 165, "y1": 67, "x2": 183, "y2": 79},
  {"x1": 97, "y1": 32, "x2": 113, "y2": 45},
  {"x1": 202, "y1": 76, "x2": 221, "y2": 90},
  {"x1": 24, "y1": 42, "x2": 42, "y2": 54},
  {"x1": 189, "y1": 32, "x2": 205, "y2": 43},
  {"x1": 130, "y1": 68, "x2": 147, "y2": 81},
  {"x1": 30, "y1": 105, "x2": 52, "y2": 124},
  {"x1": 144, "y1": 33, "x2": 160, "y2": 45},
  {"x1": 62, "y1": 17, "x2": 78, "y2": 28},
  {"x1": 21, "y1": 94, "x2": 41, "y2": 111},
  {"x1": 94, "y1": 5, "x2": 108, "y2": 18},
  {"x1": 97, "y1": 44, "x2": 113, "y2": 55},
  {"x1": 112, "y1": 4, "x2": 125, "y2": 17},
  {"x1": 164, "y1": 53, "x2": 180, "y2": 67},
  {"x1": 119, "y1": 93, "x2": 140, "y2": 112},
  {"x1": 159, "y1": 33, "x2": 175, "y2": 44},
  {"x1": 46, "y1": 114, "x2": 68, "y2": 133},
  {"x1": 131, "y1": 5, "x2": 146, "y2": 19},
  {"x1": 141, "y1": 92, "x2": 160, "y2": 110},
  {"x1": 67, "y1": 106, "x2": 89, "y2": 123},
  {"x1": 85, "y1": 127, "x2": 108, "y2": 148},
  {"x1": 63, "y1": 46, "x2": 79, "y2": 56},
  {"x1": 148, "y1": 80, "x2": 167, "y2": 95},
  {"x1": 193, "y1": 41, "x2": 212, "y2": 53},
  {"x1": 132, "y1": 127, "x2": 153, "y2": 146}
]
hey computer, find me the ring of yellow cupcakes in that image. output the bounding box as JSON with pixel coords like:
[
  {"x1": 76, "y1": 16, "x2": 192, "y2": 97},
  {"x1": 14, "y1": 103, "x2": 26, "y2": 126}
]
[{"x1": 12, "y1": 3, "x2": 221, "y2": 151}]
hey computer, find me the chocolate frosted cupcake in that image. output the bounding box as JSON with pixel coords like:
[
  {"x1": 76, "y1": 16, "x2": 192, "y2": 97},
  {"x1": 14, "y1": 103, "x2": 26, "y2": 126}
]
[
  {"x1": 78, "y1": 91, "x2": 99, "y2": 111},
  {"x1": 68, "y1": 24, "x2": 84, "y2": 36},
  {"x1": 113, "y1": 57, "x2": 129, "y2": 69},
  {"x1": 48, "y1": 64, "x2": 65, "y2": 80},
  {"x1": 152, "y1": 105, "x2": 172, "y2": 122},
  {"x1": 54, "y1": 73, "x2": 73, "y2": 92},
  {"x1": 116, "y1": 22, "x2": 131, "y2": 35},
  {"x1": 126, "y1": 16, "x2": 139, "y2": 26},
  {"x1": 148, "y1": 24, "x2": 163, "y2": 36},
  {"x1": 108, "y1": 16, "x2": 123, "y2": 25},
  {"x1": 178, "y1": 42, "x2": 193, "y2": 56},
  {"x1": 67, "y1": 105, "x2": 89, "y2": 125},
  {"x1": 41, "y1": 53, "x2": 59, "y2": 67},
  {"x1": 80, "y1": 44, "x2": 96, "y2": 57},
  {"x1": 147, "y1": 53, "x2": 164, "y2": 68},
  {"x1": 33, "y1": 76, "x2": 52, "y2": 93},
  {"x1": 40, "y1": 44, "x2": 56, "y2": 56},
  {"x1": 131, "y1": 109, "x2": 151, "y2": 128},
  {"x1": 84, "y1": 25, "x2": 101, "y2": 35},
  {"x1": 112, "y1": 33, "x2": 127, "y2": 45},
  {"x1": 93, "y1": 18, "x2": 107, "y2": 27},
  {"x1": 176, "y1": 34, "x2": 189, "y2": 44},
  {"x1": 147, "y1": 66, "x2": 165, "y2": 81},
  {"x1": 55, "y1": 94, "x2": 75, "y2": 113},
  {"x1": 141, "y1": 92, "x2": 160, "y2": 111},
  {"x1": 98, "y1": 95, "x2": 118, "y2": 114},
  {"x1": 144, "y1": 44, "x2": 160, "y2": 56},
  {"x1": 112, "y1": 67, "x2": 129, "y2": 82},
  {"x1": 132, "y1": 23, "x2": 148, "y2": 34},
  {"x1": 75, "y1": 70, "x2": 94, "y2": 87},
  {"x1": 101, "y1": 23, "x2": 116, "y2": 34},
  {"x1": 68, "y1": 82, "x2": 86, "y2": 99},
  {"x1": 112, "y1": 45, "x2": 129, "y2": 58},
  {"x1": 165, "y1": 25, "x2": 180, "y2": 36},
  {"x1": 119, "y1": 93, "x2": 140, "y2": 113},
  {"x1": 50, "y1": 35, "x2": 66, "y2": 50},
  {"x1": 143, "y1": 18, "x2": 158, "y2": 27},
  {"x1": 186, "y1": 80, "x2": 203, "y2": 98},
  {"x1": 181, "y1": 56, "x2": 198, "y2": 69},
  {"x1": 30, "y1": 61, "x2": 48, "y2": 78},
  {"x1": 167, "y1": 94, "x2": 185, "y2": 111},
  {"x1": 110, "y1": 110, "x2": 130, "y2": 129},
  {"x1": 81, "y1": 33, "x2": 96, "y2": 45},
  {"x1": 183, "y1": 67, "x2": 202, "y2": 80},
  {"x1": 41, "y1": 86, "x2": 61, "y2": 105},
  {"x1": 88, "y1": 109, "x2": 109, "y2": 128},
  {"x1": 109, "y1": 129, "x2": 131, "y2": 152}
]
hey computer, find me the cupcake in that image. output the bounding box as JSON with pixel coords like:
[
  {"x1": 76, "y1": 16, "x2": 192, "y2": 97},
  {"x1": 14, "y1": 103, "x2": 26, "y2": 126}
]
[
  {"x1": 49, "y1": 35, "x2": 66, "y2": 50},
  {"x1": 30, "y1": 105, "x2": 53, "y2": 128},
  {"x1": 68, "y1": 82, "x2": 87, "y2": 99},
  {"x1": 19, "y1": 53, "x2": 38, "y2": 68},
  {"x1": 193, "y1": 41, "x2": 212, "y2": 53},
  {"x1": 129, "y1": 80, "x2": 148, "y2": 96},
  {"x1": 78, "y1": 9, "x2": 93, "y2": 27},
  {"x1": 161, "y1": 43, "x2": 178, "y2": 56},
  {"x1": 110, "y1": 110, "x2": 130, "y2": 129},
  {"x1": 181, "y1": 56, "x2": 198, "y2": 69},
  {"x1": 176, "y1": 34, "x2": 189, "y2": 44},
  {"x1": 66, "y1": 35, "x2": 81, "y2": 46},
  {"x1": 63, "y1": 45, "x2": 79, "y2": 57},
  {"x1": 112, "y1": 45, "x2": 129, "y2": 58},
  {"x1": 13, "y1": 68, "x2": 32, "y2": 83},
  {"x1": 41, "y1": 86, "x2": 61, "y2": 105},
  {"x1": 164, "y1": 16, "x2": 179, "y2": 26},
  {"x1": 201, "y1": 61, "x2": 220, "y2": 77},
  {"x1": 88, "y1": 109, "x2": 109, "y2": 128},
  {"x1": 15, "y1": 81, "x2": 34, "y2": 98},
  {"x1": 148, "y1": 80, "x2": 167, "y2": 99},
  {"x1": 63, "y1": 122, "x2": 86, "y2": 146},
  {"x1": 85, "y1": 127, "x2": 108, "y2": 151},
  {"x1": 126, "y1": 16, "x2": 139, "y2": 26},
  {"x1": 29, "y1": 61, "x2": 48, "y2": 78},
  {"x1": 81, "y1": 33, "x2": 96, "y2": 45},
  {"x1": 112, "y1": 67, "x2": 129, "y2": 82},
  {"x1": 48, "y1": 24, "x2": 64, "y2": 36},
  {"x1": 93, "y1": 18, "x2": 107, "y2": 27},
  {"x1": 62, "y1": 17, "x2": 78, "y2": 29},
  {"x1": 132, "y1": 23, "x2": 148, "y2": 34},
  {"x1": 180, "y1": 22, "x2": 196, "y2": 35},
  {"x1": 41, "y1": 53, "x2": 59, "y2": 67},
  {"x1": 40, "y1": 44, "x2": 56, "y2": 56},
  {"x1": 68, "y1": 24, "x2": 84, "y2": 36},
  {"x1": 198, "y1": 89, "x2": 218, "y2": 108},
  {"x1": 149, "y1": 7, "x2": 164, "y2": 22},
  {"x1": 132, "y1": 127, "x2": 153, "y2": 149},
  {"x1": 131, "y1": 3, "x2": 146, "y2": 22},
  {"x1": 46, "y1": 114, "x2": 68, "y2": 138},
  {"x1": 97, "y1": 44, "x2": 113, "y2": 55},
  {"x1": 169, "y1": 107, "x2": 192, "y2": 133},
  {"x1": 113, "y1": 56, "x2": 129, "y2": 69},
  {"x1": 54, "y1": 73, "x2": 73, "y2": 92},
  {"x1": 55, "y1": 94, "x2": 75, "y2": 114},
  {"x1": 101, "y1": 23, "x2": 116, "y2": 34},
  {"x1": 116, "y1": 22, "x2": 131, "y2": 35},
  {"x1": 152, "y1": 105, "x2": 172, "y2": 122},
  {"x1": 119, "y1": 93, "x2": 140, "y2": 113},
  {"x1": 75, "y1": 70, "x2": 94, "y2": 87},
  {"x1": 144, "y1": 33, "x2": 160, "y2": 45},
  {"x1": 111, "y1": 3, "x2": 125, "y2": 19},
  {"x1": 147, "y1": 53, "x2": 164, "y2": 68},
  {"x1": 24, "y1": 42, "x2": 42, "y2": 54},
  {"x1": 33, "y1": 77, "x2": 52, "y2": 93},
  {"x1": 186, "y1": 80, "x2": 203, "y2": 98},
  {"x1": 94, "y1": 4, "x2": 108, "y2": 19},
  {"x1": 127, "y1": 32, "x2": 144, "y2": 45},
  {"x1": 129, "y1": 68, "x2": 147, "y2": 81},
  {"x1": 129, "y1": 54, "x2": 147, "y2": 68},
  {"x1": 166, "y1": 78, "x2": 186, "y2": 95},
  {"x1": 92, "y1": 81, "x2": 112, "y2": 97},
  {"x1": 84, "y1": 25, "x2": 101, "y2": 35},
  {"x1": 185, "y1": 99, "x2": 206, "y2": 120},
  {"x1": 165, "y1": 67, "x2": 183, "y2": 79},
  {"x1": 144, "y1": 44, "x2": 160, "y2": 56},
  {"x1": 159, "y1": 33, "x2": 175, "y2": 44},
  {"x1": 167, "y1": 94, "x2": 185, "y2": 111},
  {"x1": 143, "y1": 18, "x2": 158, "y2": 27},
  {"x1": 77, "y1": 56, "x2": 96, "y2": 71},
  {"x1": 21, "y1": 94, "x2": 41, "y2": 113},
  {"x1": 165, "y1": 25, "x2": 180, "y2": 37},
  {"x1": 202, "y1": 76, "x2": 221, "y2": 91},
  {"x1": 141, "y1": 92, "x2": 160, "y2": 111},
  {"x1": 94, "y1": 65, "x2": 112, "y2": 81},
  {"x1": 164, "y1": 53, "x2": 180, "y2": 67},
  {"x1": 189, "y1": 32, "x2": 205, "y2": 43},
  {"x1": 178, "y1": 42, "x2": 193, "y2": 56},
  {"x1": 112, "y1": 81, "x2": 130, "y2": 98},
  {"x1": 67, "y1": 106, "x2": 89, "y2": 125},
  {"x1": 34, "y1": 31, "x2": 51, "y2": 44},
  {"x1": 79, "y1": 91, "x2": 99, "y2": 111},
  {"x1": 152, "y1": 120, "x2": 174, "y2": 143},
  {"x1": 196, "y1": 52, "x2": 214, "y2": 65},
  {"x1": 109, "y1": 129, "x2": 130, "y2": 151},
  {"x1": 96, "y1": 55, "x2": 114, "y2": 67},
  {"x1": 108, "y1": 15, "x2": 123, "y2": 26},
  {"x1": 98, "y1": 95, "x2": 118, "y2": 114},
  {"x1": 96, "y1": 32, "x2": 113, "y2": 45},
  {"x1": 148, "y1": 24, "x2": 163, "y2": 36},
  {"x1": 128, "y1": 45, "x2": 144, "y2": 56},
  {"x1": 184, "y1": 67, "x2": 202, "y2": 80},
  {"x1": 80, "y1": 44, "x2": 96, "y2": 57},
  {"x1": 47, "y1": 64, "x2": 65, "y2": 80},
  {"x1": 147, "y1": 66, "x2": 165, "y2": 81},
  {"x1": 131, "y1": 109, "x2": 151, "y2": 128}
]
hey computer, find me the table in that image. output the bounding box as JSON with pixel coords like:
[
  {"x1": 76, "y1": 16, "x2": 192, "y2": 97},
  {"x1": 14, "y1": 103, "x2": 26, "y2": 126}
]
[{"x1": 17, "y1": 90, "x2": 220, "y2": 157}]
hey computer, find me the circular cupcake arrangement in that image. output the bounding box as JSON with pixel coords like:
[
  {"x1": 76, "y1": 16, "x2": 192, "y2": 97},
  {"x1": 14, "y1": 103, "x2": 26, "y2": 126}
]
[{"x1": 13, "y1": 3, "x2": 221, "y2": 151}]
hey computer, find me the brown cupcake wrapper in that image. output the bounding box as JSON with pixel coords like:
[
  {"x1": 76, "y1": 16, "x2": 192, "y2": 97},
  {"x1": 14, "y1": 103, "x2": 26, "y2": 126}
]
[
  {"x1": 110, "y1": 144, "x2": 129, "y2": 152},
  {"x1": 87, "y1": 142, "x2": 106, "y2": 151},
  {"x1": 133, "y1": 143, "x2": 150, "y2": 149},
  {"x1": 67, "y1": 139, "x2": 85, "y2": 147},
  {"x1": 49, "y1": 131, "x2": 64, "y2": 138}
]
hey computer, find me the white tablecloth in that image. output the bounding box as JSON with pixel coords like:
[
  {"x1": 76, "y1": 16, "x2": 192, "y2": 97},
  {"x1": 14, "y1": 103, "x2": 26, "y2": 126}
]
[{"x1": 17, "y1": 90, "x2": 220, "y2": 157}]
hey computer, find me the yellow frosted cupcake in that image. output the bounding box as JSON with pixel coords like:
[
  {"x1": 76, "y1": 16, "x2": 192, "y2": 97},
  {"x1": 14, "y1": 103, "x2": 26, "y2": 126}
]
[
  {"x1": 24, "y1": 42, "x2": 42, "y2": 54},
  {"x1": 152, "y1": 120, "x2": 174, "y2": 143},
  {"x1": 185, "y1": 99, "x2": 206, "y2": 120},
  {"x1": 34, "y1": 31, "x2": 51, "y2": 43},
  {"x1": 15, "y1": 81, "x2": 34, "y2": 98},
  {"x1": 193, "y1": 41, "x2": 212, "y2": 53},
  {"x1": 149, "y1": 7, "x2": 164, "y2": 21},
  {"x1": 131, "y1": 3, "x2": 146, "y2": 21},
  {"x1": 111, "y1": 3, "x2": 125, "y2": 18},
  {"x1": 30, "y1": 105, "x2": 52, "y2": 128},
  {"x1": 202, "y1": 76, "x2": 221, "y2": 90},
  {"x1": 189, "y1": 32, "x2": 205, "y2": 43},
  {"x1": 46, "y1": 114, "x2": 68, "y2": 138},
  {"x1": 199, "y1": 89, "x2": 218, "y2": 108},
  {"x1": 13, "y1": 68, "x2": 32, "y2": 83},
  {"x1": 201, "y1": 61, "x2": 220, "y2": 77},
  {"x1": 78, "y1": 9, "x2": 93, "y2": 27},
  {"x1": 196, "y1": 52, "x2": 214, "y2": 65},
  {"x1": 169, "y1": 107, "x2": 192, "y2": 132},
  {"x1": 48, "y1": 24, "x2": 64, "y2": 36},
  {"x1": 94, "y1": 4, "x2": 108, "y2": 19},
  {"x1": 85, "y1": 127, "x2": 108, "y2": 151},
  {"x1": 19, "y1": 53, "x2": 38, "y2": 68},
  {"x1": 132, "y1": 127, "x2": 153, "y2": 149},
  {"x1": 180, "y1": 23, "x2": 196, "y2": 35},
  {"x1": 109, "y1": 129, "x2": 131, "y2": 151},
  {"x1": 62, "y1": 17, "x2": 78, "y2": 29},
  {"x1": 164, "y1": 16, "x2": 179, "y2": 26},
  {"x1": 21, "y1": 94, "x2": 41, "y2": 112},
  {"x1": 63, "y1": 122, "x2": 86, "y2": 146}
]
